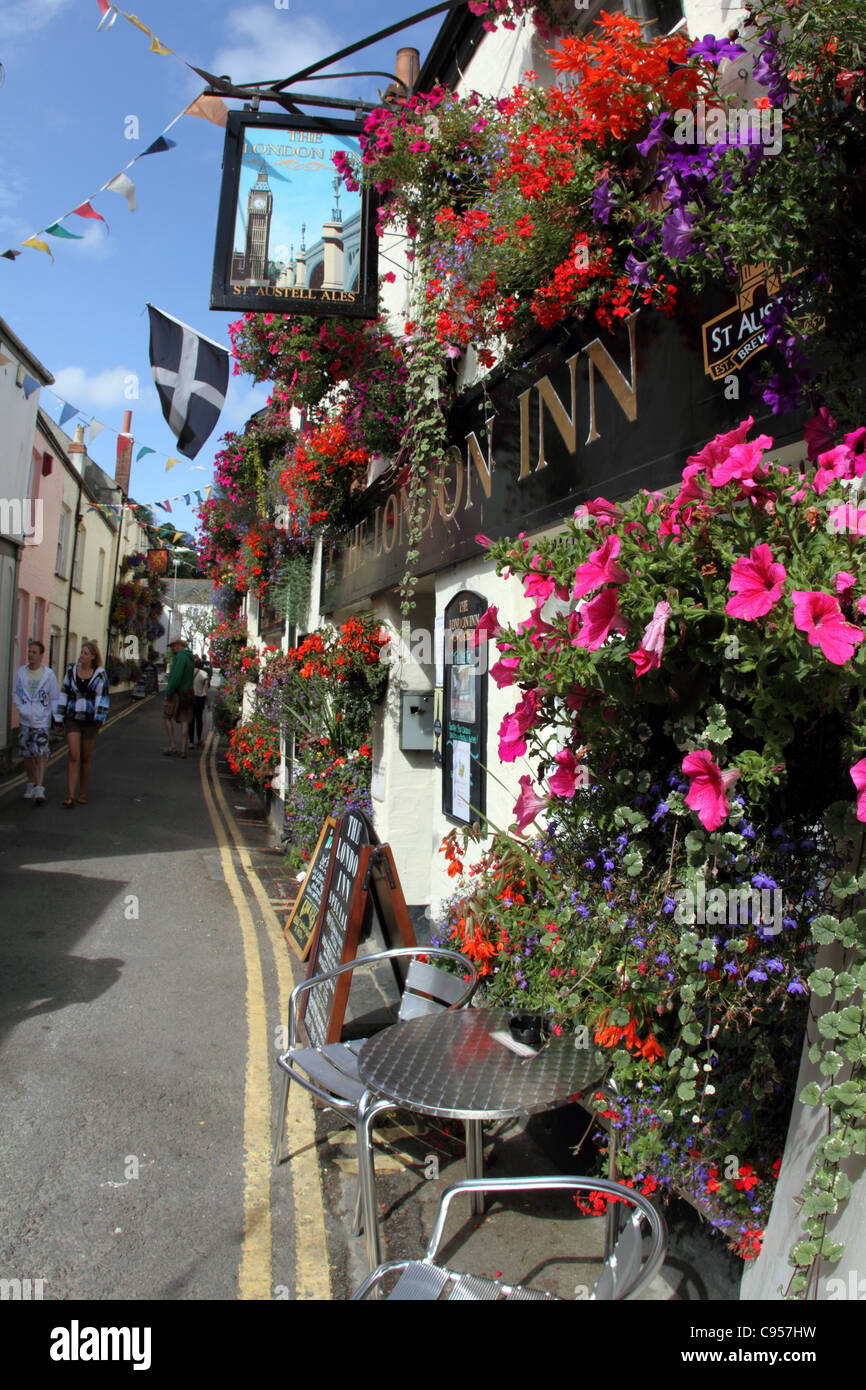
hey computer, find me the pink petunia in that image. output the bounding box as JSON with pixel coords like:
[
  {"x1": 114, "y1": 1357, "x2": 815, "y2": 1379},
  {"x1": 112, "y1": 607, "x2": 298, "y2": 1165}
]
[
  {"x1": 472, "y1": 605, "x2": 501, "y2": 647},
  {"x1": 792, "y1": 590, "x2": 865, "y2": 665},
  {"x1": 513, "y1": 775, "x2": 548, "y2": 831},
  {"x1": 574, "y1": 497, "x2": 625, "y2": 528},
  {"x1": 685, "y1": 418, "x2": 756, "y2": 477},
  {"x1": 570, "y1": 588, "x2": 627, "y2": 651},
  {"x1": 851, "y1": 758, "x2": 866, "y2": 822},
  {"x1": 834, "y1": 571, "x2": 857, "y2": 596},
  {"x1": 682, "y1": 750, "x2": 741, "y2": 832},
  {"x1": 498, "y1": 690, "x2": 539, "y2": 763},
  {"x1": 573, "y1": 534, "x2": 627, "y2": 600},
  {"x1": 548, "y1": 748, "x2": 584, "y2": 798},
  {"x1": 725, "y1": 545, "x2": 787, "y2": 620},
  {"x1": 707, "y1": 436, "x2": 773, "y2": 489},
  {"x1": 489, "y1": 656, "x2": 521, "y2": 688},
  {"x1": 628, "y1": 600, "x2": 671, "y2": 674},
  {"x1": 827, "y1": 504, "x2": 866, "y2": 535}
]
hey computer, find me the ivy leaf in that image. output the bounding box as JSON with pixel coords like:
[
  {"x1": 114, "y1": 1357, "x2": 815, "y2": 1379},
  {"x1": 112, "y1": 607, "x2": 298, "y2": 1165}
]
[
  {"x1": 800, "y1": 1081, "x2": 822, "y2": 1106},
  {"x1": 801, "y1": 1191, "x2": 836, "y2": 1217}
]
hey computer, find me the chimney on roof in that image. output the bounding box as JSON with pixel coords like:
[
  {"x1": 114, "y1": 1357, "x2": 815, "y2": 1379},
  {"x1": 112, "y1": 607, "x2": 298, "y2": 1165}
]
[
  {"x1": 116, "y1": 409, "x2": 133, "y2": 497},
  {"x1": 68, "y1": 424, "x2": 87, "y2": 477},
  {"x1": 383, "y1": 47, "x2": 420, "y2": 102}
]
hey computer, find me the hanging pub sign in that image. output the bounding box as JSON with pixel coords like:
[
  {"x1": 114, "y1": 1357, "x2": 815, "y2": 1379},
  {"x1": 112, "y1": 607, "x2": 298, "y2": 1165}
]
[
  {"x1": 442, "y1": 591, "x2": 487, "y2": 826},
  {"x1": 147, "y1": 548, "x2": 169, "y2": 575},
  {"x1": 210, "y1": 110, "x2": 378, "y2": 319}
]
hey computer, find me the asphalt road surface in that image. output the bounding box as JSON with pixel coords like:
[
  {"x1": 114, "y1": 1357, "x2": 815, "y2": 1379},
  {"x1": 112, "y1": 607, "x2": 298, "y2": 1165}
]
[{"x1": 0, "y1": 698, "x2": 328, "y2": 1310}]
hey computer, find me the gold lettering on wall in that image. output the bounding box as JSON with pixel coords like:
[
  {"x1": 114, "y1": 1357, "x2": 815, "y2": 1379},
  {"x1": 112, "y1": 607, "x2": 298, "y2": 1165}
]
[
  {"x1": 584, "y1": 312, "x2": 638, "y2": 444},
  {"x1": 437, "y1": 450, "x2": 464, "y2": 522},
  {"x1": 535, "y1": 351, "x2": 581, "y2": 472},
  {"x1": 518, "y1": 386, "x2": 532, "y2": 481},
  {"x1": 464, "y1": 427, "x2": 493, "y2": 508}
]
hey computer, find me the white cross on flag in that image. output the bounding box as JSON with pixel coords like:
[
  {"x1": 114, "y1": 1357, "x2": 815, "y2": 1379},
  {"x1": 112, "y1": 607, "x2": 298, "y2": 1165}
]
[{"x1": 147, "y1": 304, "x2": 229, "y2": 459}]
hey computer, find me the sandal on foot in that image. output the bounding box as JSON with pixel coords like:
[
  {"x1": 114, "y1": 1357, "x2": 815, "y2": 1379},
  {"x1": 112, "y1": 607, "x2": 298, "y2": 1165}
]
[
  {"x1": 63, "y1": 798, "x2": 75, "y2": 809},
  {"x1": 77, "y1": 796, "x2": 88, "y2": 804},
  {"x1": 162, "y1": 747, "x2": 178, "y2": 757}
]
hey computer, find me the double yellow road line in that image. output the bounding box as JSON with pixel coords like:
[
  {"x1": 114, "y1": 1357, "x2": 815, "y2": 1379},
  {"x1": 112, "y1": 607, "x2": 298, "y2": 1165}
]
[{"x1": 199, "y1": 733, "x2": 331, "y2": 1301}]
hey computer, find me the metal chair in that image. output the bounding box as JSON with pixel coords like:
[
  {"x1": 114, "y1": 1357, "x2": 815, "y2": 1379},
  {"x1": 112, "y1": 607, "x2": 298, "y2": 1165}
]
[
  {"x1": 351, "y1": 1175, "x2": 668, "y2": 1301},
  {"x1": 274, "y1": 946, "x2": 478, "y2": 1269}
]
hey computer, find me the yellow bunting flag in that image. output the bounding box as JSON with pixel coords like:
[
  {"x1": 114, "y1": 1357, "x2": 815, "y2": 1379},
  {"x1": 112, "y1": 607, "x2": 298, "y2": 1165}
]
[
  {"x1": 22, "y1": 236, "x2": 54, "y2": 260},
  {"x1": 122, "y1": 13, "x2": 152, "y2": 36},
  {"x1": 149, "y1": 35, "x2": 171, "y2": 55},
  {"x1": 166, "y1": 457, "x2": 178, "y2": 471}
]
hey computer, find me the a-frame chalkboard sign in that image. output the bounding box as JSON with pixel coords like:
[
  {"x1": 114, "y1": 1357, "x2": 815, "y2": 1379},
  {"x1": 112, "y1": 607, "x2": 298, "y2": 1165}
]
[
  {"x1": 284, "y1": 817, "x2": 337, "y2": 961},
  {"x1": 293, "y1": 811, "x2": 417, "y2": 1046}
]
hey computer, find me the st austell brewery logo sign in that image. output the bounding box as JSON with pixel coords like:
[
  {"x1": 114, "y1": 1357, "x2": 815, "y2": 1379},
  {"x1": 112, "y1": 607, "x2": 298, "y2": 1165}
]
[
  {"x1": 210, "y1": 111, "x2": 378, "y2": 320},
  {"x1": 701, "y1": 263, "x2": 801, "y2": 382}
]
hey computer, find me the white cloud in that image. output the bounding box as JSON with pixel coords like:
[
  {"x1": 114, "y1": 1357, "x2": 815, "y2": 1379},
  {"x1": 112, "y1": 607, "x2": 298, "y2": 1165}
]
[
  {"x1": 210, "y1": 6, "x2": 347, "y2": 90},
  {"x1": 52, "y1": 364, "x2": 157, "y2": 414},
  {"x1": 0, "y1": 0, "x2": 73, "y2": 43}
]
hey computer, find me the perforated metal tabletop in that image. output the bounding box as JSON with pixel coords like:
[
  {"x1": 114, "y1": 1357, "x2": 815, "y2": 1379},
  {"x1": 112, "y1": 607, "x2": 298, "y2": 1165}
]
[{"x1": 357, "y1": 1008, "x2": 605, "y2": 1121}]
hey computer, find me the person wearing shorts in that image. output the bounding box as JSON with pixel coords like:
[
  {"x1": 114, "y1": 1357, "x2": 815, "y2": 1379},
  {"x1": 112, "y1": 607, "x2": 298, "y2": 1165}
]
[
  {"x1": 12, "y1": 640, "x2": 61, "y2": 805},
  {"x1": 163, "y1": 636, "x2": 195, "y2": 758},
  {"x1": 57, "y1": 639, "x2": 110, "y2": 808}
]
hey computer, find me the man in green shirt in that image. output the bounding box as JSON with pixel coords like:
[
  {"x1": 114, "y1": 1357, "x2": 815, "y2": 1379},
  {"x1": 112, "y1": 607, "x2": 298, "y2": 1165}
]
[{"x1": 163, "y1": 636, "x2": 196, "y2": 757}]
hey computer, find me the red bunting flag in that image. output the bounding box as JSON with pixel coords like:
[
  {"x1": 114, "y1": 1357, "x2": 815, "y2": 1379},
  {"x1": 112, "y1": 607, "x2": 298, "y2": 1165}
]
[{"x1": 72, "y1": 202, "x2": 109, "y2": 232}]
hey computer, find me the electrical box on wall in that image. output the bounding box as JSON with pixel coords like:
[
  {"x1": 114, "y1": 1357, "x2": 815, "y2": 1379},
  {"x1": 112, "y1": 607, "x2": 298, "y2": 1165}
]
[{"x1": 400, "y1": 691, "x2": 434, "y2": 751}]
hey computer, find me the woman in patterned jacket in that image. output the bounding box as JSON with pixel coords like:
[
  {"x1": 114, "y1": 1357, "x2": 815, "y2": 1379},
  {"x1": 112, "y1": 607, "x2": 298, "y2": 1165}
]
[{"x1": 57, "y1": 639, "x2": 110, "y2": 808}]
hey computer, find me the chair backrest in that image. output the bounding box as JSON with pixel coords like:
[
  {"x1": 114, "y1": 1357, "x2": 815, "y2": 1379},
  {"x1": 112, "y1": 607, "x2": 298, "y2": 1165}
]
[{"x1": 397, "y1": 958, "x2": 470, "y2": 1020}]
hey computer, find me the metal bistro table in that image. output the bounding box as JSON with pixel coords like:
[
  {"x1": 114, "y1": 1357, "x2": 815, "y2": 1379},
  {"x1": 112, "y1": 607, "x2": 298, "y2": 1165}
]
[{"x1": 355, "y1": 1007, "x2": 606, "y2": 1270}]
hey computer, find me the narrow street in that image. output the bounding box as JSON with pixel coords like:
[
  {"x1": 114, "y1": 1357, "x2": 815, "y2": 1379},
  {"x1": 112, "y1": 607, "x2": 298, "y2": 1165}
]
[{"x1": 0, "y1": 697, "x2": 329, "y2": 1305}]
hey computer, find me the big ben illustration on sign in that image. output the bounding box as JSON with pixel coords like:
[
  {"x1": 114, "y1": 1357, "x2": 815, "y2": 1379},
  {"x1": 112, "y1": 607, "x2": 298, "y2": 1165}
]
[{"x1": 231, "y1": 162, "x2": 273, "y2": 286}]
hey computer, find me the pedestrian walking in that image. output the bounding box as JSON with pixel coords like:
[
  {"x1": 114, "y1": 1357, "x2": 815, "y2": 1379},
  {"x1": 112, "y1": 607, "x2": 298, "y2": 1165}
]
[
  {"x1": 162, "y1": 636, "x2": 195, "y2": 757},
  {"x1": 192, "y1": 656, "x2": 209, "y2": 748},
  {"x1": 58, "y1": 639, "x2": 110, "y2": 808},
  {"x1": 12, "y1": 639, "x2": 62, "y2": 805}
]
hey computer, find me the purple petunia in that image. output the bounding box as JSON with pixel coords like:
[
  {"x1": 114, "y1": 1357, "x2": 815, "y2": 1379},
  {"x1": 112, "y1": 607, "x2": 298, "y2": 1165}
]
[
  {"x1": 636, "y1": 114, "x2": 669, "y2": 157},
  {"x1": 591, "y1": 178, "x2": 617, "y2": 226},
  {"x1": 625, "y1": 252, "x2": 652, "y2": 288},
  {"x1": 687, "y1": 34, "x2": 746, "y2": 66},
  {"x1": 661, "y1": 207, "x2": 697, "y2": 260}
]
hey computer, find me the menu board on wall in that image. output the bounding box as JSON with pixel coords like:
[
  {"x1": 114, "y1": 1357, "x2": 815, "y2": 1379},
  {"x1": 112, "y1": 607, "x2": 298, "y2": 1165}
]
[{"x1": 442, "y1": 591, "x2": 487, "y2": 826}]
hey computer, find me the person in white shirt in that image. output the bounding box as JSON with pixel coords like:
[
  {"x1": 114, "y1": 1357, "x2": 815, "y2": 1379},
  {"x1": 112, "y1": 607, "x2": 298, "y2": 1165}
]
[
  {"x1": 192, "y1": 656, "x2": 210, "y2": 748},
  {"x1": 12, "y1": 640, "x2": 62, "y2": 805}
]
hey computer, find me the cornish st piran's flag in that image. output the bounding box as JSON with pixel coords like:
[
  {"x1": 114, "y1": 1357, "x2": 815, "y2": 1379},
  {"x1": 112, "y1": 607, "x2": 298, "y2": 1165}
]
[{"x1": 147, "y1": 304, "x2": 229, "y2": 459}]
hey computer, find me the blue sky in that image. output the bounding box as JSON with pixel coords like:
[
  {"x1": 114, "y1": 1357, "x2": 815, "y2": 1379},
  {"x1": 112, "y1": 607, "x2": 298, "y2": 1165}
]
[{"x1": 0, "y1": 0, "x2": 443, "y2": 540}]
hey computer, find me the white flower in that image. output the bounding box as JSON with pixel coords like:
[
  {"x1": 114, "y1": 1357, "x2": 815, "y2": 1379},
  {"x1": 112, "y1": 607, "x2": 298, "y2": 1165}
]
[{"x1": 704, "y1": 1084, "x2": 716, "y2": 1096}]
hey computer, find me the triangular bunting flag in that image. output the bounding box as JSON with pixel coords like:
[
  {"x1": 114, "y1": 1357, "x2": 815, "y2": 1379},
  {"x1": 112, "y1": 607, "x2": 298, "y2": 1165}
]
[
  {"x1": 154, "y1": 501, "x2": 168, "y2": 512},
  {"x1": 46, "y1": 223, "x2": 85, "y2": 240},
  {"x1": 122, "y1": 13, "x2": 153, "y2": 36},
  {"x1": 173, "y1": 531, "x2": 183, "y2": 542},
  {"x1": 183, "y1": 494, "x2": 191, "y2": 505},
  {"x1": 205, "y1": 485, "x2": 212, "y2": 499},
  {"x1": 185, "y1": 94, "x2": 227, "y2": 127},
  {"x1": 136, "y1": 446, "x2": 156, "y2": 462},
  {"x1": 22, "y1": 374, "x2": 41, "y2": 398},
  {"x1": 22, "y1": 237, "x2": 54, "y2": 260},
  {"x1": 148, "y1": 305, "x2": 228, "y2": 460},
  {"x1": 2, "y1": 249, "x2": 21, "y2": 260},
  {"x1": 73, "y1": 202, "x2": 108, "y2": 231},
  {"x1": 89, "y1": 420, "x2": 105, "y2": 443},
  {"x1": 104, "y1": 173, "x2": 137, "y2": 211},
  {"x1": 166, "y1": 457, "x2": 178, "y2": 471},
  {"x1": 142, "y1": 135, "x2": 176, "y2": 156},
  {"x1": 149, "y1": 35, "x2": 172, "y2": 55},
  {"x1": 194, "y1": 490, "x2": 203, "y2": 502},
  {"x1": 59, "y1": 403, "x2": 79, "y2": 427},
  {"x1": 97, "y1": 5, "x2": 119, "y2": 31}
]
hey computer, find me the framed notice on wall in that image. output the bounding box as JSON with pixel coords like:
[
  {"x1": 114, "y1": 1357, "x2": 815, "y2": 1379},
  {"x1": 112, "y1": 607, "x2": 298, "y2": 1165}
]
[
  {"x1": 442, "y1": 591, "x2": 487, "y2": 826},
  {"x1": 210, "y1": 111, "x2": 378, "y2": 318}
]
